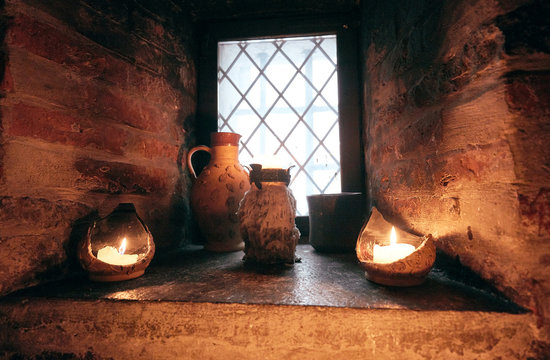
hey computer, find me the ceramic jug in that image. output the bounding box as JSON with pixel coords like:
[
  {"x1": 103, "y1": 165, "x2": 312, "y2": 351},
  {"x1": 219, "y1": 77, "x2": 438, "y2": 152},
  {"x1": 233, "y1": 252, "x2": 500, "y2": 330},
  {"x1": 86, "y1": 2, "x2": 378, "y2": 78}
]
[{"x1": 187, "y1": 132, "x2": 250, "y2": 252}]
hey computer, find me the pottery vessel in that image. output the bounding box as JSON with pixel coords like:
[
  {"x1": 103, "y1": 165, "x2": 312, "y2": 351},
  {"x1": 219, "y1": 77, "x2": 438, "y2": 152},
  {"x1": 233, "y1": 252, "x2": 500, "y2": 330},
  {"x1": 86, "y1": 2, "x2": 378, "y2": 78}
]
[
  {"x1": 187, "y1": 132, "x2": 250, "y2": 252},
  {"x1": 78, "y1": 203, "x2": 155, "y2": 282},
  {"x1": 307, "y1": 192, "x2": 365, "y2": 253},
  {"x1": 356, "y1": 207, "x2": 436, "y2": 286},
  {"x1": 238, "y1": 165, "x2": 300, "y2": 265}
]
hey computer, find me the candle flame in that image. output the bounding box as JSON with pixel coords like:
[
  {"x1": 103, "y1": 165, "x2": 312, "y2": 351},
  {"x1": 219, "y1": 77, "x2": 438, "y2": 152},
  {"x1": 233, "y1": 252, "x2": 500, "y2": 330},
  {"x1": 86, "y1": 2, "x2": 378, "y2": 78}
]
[
  {"x1": 118, "y1": 238, "x2": 127, "y2": 255},
  {"x1": 390, "y1": 226, "x2": 397, "y2": 245}
]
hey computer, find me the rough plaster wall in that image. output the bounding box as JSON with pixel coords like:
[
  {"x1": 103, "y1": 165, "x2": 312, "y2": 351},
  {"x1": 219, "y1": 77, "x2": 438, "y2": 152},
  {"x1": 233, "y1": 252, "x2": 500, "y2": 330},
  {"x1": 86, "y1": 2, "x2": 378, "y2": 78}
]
[
  {"x1": 0, "y1": 0, "x2": 197, "y2": 296},
  {"x1": 362, "y1": 0, "x2": 550, "y2": 334}
]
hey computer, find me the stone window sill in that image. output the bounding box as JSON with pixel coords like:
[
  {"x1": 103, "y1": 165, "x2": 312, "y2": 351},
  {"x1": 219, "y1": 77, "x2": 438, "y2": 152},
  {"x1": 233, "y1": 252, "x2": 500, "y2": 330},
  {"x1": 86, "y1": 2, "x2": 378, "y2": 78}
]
[
  {"x1": 6, "y1": 244, "x2": 522, "y2": 312},
  {"x1": 1, "y1": 244, "x2": 537, "y2": 359}
]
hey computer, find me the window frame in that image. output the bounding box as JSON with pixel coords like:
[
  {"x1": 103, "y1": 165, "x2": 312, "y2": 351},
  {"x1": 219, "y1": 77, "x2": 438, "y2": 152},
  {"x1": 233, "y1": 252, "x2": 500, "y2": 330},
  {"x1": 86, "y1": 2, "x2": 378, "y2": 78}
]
[{"x1": 196, "y1": 15, "x2": 364, "y2": 234}]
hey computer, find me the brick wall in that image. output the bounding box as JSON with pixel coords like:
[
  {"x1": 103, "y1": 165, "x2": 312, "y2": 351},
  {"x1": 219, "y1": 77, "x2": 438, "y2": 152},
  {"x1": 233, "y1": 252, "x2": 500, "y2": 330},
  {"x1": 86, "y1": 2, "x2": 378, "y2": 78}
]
[
  {"x1": 0, "y1": 0, "x2": 197, "y2": 295},
  {"x1": 362, "y1": 0, "x2": 550, "y2": 337}
]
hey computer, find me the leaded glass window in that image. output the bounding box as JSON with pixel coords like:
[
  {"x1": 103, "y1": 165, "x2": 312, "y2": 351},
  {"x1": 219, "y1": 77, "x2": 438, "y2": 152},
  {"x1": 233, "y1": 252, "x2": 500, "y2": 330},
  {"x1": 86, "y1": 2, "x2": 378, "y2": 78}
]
[{"x1": 217, "y1": 35, "x2": 340, "y2": 215}]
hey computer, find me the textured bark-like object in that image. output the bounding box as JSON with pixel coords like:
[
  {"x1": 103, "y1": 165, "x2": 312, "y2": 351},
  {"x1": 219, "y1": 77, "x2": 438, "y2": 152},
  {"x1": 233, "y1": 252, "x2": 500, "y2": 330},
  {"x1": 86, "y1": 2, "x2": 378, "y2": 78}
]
[
  {"x1": 356, "y1": 207, "x2": 436, "y2": 286},
  {"x1": 238, "y1": 183, "x2": 300, "y2": 265}
]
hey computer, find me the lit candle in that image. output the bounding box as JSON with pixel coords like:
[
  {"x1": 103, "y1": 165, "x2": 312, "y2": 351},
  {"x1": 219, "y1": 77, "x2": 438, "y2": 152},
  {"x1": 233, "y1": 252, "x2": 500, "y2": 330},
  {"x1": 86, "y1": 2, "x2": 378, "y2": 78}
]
[
  {"x1": 97, "y1": 238, "x2": 138, "y2": 266},
  {"x1": 373, "y1": 226, "x2": 416, "y2": 264}
]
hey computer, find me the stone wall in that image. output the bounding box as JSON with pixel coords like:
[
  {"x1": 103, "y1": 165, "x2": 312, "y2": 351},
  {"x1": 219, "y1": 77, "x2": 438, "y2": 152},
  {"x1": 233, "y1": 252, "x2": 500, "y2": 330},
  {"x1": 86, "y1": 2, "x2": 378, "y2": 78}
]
[
  {"x1": 0, "y1": 0, "x2": 197, "y2": 296},
  {"x1": 362, "y1": 0, "x2": 550, "y2": 336}
]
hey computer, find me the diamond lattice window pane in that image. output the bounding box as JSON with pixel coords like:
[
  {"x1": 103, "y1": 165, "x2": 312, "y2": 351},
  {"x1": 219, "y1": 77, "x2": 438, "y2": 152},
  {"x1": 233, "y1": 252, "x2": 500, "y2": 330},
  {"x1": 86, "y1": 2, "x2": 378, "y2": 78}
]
[
  {"x1": 312, "y1": 107, "x2": 337, "y2": 134},
  {"x1": 284, "y1": 120, "x2": 316, "y2": 165},
  {"x1": 310, "y1": 50, "x2": 337, "y2": 91},
  {"x1": 244, "y1": 41, "x2": 277, "y2": 64},
  {"x1": 305, "y1": 144, "x2": 340, "y2": 192},
  {"x1": 264, "y1": 52, "x2": 295, "y2": 93},
  {"x1": 218, "y1": 35, "x2": 340, "y2": 215},
  {"x1": 264, "y1": 101, "x2": 299, "y2": 142},
  {"x1": 280, "y1": 38, "x2": 316, "y2": 69},
  {"x1": 288, "y1": 170, "x2": 309, "y2": 214},
  {"x1": 225, "y1": 101, "x2": 262, "y2": 141},
  {"x1": 321, "y1": 74, "x2": 339, "y2": 110},
  {"x1": 283, "y1": 74, "x2": 309, "y2": 111},
  {"x1": 225, "y1": 53, "x2": 260, "y2": 95},
  {"x1": 218, "y1": 44, "x2": 242, "y2": 73},
  {"x1": 246, "y1": 77, "x2": 279, "y2": 118},
  {"x1": 218, "y1": 77, "x2": 243, "y2": 119}
]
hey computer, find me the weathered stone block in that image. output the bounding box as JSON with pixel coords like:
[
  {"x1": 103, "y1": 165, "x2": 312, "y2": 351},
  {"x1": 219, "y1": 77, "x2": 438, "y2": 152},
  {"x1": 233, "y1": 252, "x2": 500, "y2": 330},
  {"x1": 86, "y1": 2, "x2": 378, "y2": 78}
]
[
  {"x1": 127, "y1": 136, "x2": 180, "y2": 162},
  {"x1": 370, "y1": 140, "x2": 515, "y2": 201},
  {"x1": 6, "y1": 11, "x2": 187, "y2": 108},
  {"x1": 0, "y1": 196, "x2": 90, "y2": 237},
  {"x1": 74, "y1": 158, "x2": 173, "y2": 195},
  {"x1": 5, "y1": 103, "x2": 127, "y2": 155},
  {"x1": 94, "y1": 88, "x2": 174, "y2": 133},
  {"x1": 16, "y1": 0, "x2": 197, "y2": 92},
  {"x1": 363, "y1": 0, "x2": 550, "y2": 333},
  {"x1": 506, "y1": 71, "x2": 550, "y2": 117},
  {"x1": 3, "y1": 141, "x2": 85, "y2": 196},
  {"x1": 519, "y1": 189, "x2": 550, "y2": 237},
  {"x1": 368, "y1": 110, "x2": 442, "y2": 163},
  {"x1": 0, "y1": 299, "x2": 544, "y2": 359},
  {"x1": 407, "y1": 24, "x2": 504, "y2": 108},
  {"x1": 7, "y1": 47, "x2": 182, "y2": 135},
  {"x1": 438, "y1": 85, "x2": 511, "y2": 152},
  {"x1": 0, "y1": 197, "x2": 91, "y2": 295},
  {"x1": 0, "y1": 234, "x2": 66, "y2": 295},
  {"x1": 4, "y1": 100, "x2": 183, "y2": 163}
]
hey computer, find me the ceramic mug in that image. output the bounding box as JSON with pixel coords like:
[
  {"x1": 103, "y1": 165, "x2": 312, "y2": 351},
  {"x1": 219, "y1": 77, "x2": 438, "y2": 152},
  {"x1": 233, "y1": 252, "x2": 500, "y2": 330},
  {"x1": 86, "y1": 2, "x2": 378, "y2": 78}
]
[{"x1": 307, "y1": 192, "x2": 366, "y2": 253}]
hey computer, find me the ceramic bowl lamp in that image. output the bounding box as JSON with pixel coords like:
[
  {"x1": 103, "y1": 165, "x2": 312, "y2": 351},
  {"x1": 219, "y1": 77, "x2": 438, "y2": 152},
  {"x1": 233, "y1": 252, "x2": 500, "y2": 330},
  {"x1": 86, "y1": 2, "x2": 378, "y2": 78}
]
[{"x1": 78, "y1": 203, "x2": 155, "y2": 282}]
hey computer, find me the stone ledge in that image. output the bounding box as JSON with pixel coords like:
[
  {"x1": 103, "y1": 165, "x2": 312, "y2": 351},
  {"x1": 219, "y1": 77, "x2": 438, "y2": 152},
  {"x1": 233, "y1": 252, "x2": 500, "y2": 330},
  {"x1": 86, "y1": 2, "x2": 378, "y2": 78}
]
[
  {"x1": 4, "y1": 245, "x2": 524, "y2": 311},
  {"x1": 0, "y1": 299, "x2": 539, "y2": 359},
  {"x1": 0, "y1": 245, "x2": 541, "y2": 359}
]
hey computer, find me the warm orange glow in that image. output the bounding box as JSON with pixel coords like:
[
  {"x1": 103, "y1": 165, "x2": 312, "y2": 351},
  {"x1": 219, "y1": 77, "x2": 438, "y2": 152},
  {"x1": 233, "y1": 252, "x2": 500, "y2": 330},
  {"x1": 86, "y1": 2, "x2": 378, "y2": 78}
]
[
  {"x1": 118, "y1": 238, "x2": 127, "y2": 255},
  {"x1": 373, "y1": 226, "x2": 415, "y2": 264},
  {"x1": 390, "y1": 226, "x2": 397, "y2": 245}
]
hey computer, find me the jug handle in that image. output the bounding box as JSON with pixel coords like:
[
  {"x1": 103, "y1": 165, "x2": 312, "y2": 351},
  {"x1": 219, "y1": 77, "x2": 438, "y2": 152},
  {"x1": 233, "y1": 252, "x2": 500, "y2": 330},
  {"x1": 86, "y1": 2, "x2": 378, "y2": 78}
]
[{"x1": 187, "y1": 145, "x2": 211, "y2": 179}]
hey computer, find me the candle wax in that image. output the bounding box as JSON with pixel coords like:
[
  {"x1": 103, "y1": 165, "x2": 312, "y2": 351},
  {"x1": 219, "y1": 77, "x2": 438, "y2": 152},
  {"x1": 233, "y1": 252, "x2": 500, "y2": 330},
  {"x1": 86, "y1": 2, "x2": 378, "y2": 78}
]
[
  {"x1": 97, "y1": 246, "x2": 138, "y2": 266},
  {"x1": 373, "y1": 243, "x2": 415, "y2": 264}
]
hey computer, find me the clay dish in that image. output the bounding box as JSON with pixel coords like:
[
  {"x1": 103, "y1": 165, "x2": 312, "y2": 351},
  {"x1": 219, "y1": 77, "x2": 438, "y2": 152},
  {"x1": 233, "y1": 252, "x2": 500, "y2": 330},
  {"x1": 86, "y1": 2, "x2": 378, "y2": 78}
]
[
  {"x1": 78, "y1": 228, "x2": 155, "y2": 282},
  {"x1": 356, "y1": 208, "x2": 436, "y2": 286}
]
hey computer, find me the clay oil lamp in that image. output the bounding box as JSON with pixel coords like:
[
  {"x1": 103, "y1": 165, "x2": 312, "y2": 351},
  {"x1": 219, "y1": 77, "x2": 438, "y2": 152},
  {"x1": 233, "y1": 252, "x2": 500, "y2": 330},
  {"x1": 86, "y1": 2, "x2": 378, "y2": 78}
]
[
  {"x1": 356, "y1": 207, "x2": 436, "y2": 286},
  {"x1": 79, "y1": 203, "x2": 155, "y2": 282}
]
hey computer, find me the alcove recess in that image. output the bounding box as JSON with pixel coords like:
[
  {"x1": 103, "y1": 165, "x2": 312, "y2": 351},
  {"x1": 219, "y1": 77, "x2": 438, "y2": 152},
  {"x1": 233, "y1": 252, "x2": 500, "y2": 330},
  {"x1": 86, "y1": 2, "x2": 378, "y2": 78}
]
[{"x1": 0, "y1": 0, "x2": 549, "y2": 358}]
